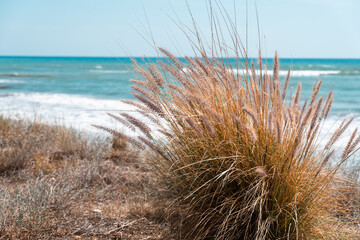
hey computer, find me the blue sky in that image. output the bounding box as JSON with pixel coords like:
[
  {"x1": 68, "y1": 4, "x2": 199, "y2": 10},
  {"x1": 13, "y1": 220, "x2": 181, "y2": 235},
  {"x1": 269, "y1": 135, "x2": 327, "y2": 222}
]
[{"x1": 0, "y1": 0, "x2": 359, "y2": 58}]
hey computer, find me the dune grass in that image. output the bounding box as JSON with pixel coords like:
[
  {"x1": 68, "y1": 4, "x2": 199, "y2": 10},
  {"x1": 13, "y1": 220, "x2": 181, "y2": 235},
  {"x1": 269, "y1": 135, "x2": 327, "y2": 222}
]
[
  {"x1": 0, "y1": 116, "x2": 169, "y2": 239},
  {"x1": 98, "y1": 43, "x2": 360, "y2": 239}
]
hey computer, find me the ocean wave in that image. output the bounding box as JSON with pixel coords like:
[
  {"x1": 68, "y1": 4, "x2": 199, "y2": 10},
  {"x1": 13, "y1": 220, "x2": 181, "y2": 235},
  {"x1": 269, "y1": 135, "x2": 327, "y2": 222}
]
[
  {"x1": 0, "y1": 92, "x2": 359, "y2": 163},
  {"x1": 89, "y1": 70, "x2": 130, "y2": 74},
  {"x1": 0, "y1": 73, "x2": 52, "y2": 78},
  {"x1": 232, "y1": 69, "x2": 341, "y2": 77},
  {"x1": 182, "y1": 68, "x2": 342, "y2": 77},
  {"x1": 0, "y1": 79, "x2": 24, "y2": 84},
  {"x1": 0, "y1": 93, "x2": 154, "y2": 136}
]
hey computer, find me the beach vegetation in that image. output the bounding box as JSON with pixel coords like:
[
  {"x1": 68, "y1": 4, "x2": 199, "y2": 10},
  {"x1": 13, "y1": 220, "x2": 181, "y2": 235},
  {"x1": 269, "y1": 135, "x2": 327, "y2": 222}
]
[{"x1": 98, "y1": 24, "x2": 360, "y2": 239}]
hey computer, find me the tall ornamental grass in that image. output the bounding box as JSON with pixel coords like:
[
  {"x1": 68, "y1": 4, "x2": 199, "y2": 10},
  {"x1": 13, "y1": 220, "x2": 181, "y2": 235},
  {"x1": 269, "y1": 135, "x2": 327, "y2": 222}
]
[{"x1": 96, "y1": 15, "x2": 360, "y2": 238}]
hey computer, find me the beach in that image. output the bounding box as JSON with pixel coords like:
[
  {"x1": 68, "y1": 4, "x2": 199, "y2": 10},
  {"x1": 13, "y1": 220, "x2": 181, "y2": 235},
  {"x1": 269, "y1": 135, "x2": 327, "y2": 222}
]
[
  {"x1": 0, "y1": 56, "x2": 359, "y2": 238},
  {"x1": 1, "y1": 57, "x2": 359, "y2": 150}
]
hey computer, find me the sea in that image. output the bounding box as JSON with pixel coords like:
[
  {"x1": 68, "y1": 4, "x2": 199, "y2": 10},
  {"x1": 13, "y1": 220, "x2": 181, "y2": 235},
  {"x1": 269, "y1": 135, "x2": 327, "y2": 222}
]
[{"x1": 0, "y1": 56, "x2": 359, "y2": 162}]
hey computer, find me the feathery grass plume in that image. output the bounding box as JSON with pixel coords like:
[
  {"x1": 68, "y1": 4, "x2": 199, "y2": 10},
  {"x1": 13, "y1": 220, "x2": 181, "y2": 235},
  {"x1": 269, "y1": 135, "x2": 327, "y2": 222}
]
[
  {"x1": 321, "y1": 90, "x2": 334, "y2": 119},
  {"x1": 139, "y1": 75, "x2": 162, "y2": 94},
  {"x1": 281, "y1": 68, "x2": 291, "y2": 100},
  {"x1": 195, "y1": 58, "x2": 210, "y2": 75},
  {"x1": 316, "y1": 150, "x2": 335, "y2": 176},
  {"x1": 167, "y1": 84, "x2": 184, "y2": 94},
  {"x1": 325, "y1": 118, "x2": 354, "y2": 150},
  {"x1": 107, "y1": 113, "x2": 136, "y2": 132},
  {"x1": 185, "y1": 118, "x2": 203, "y2": 136},
  {"x1": 138, "y1": 136, "x2": 167, "y2": 159},
  {"x1": 132, "y1": 92, "x2": 164, "y2": 116},
  {"x1": 229, "y1": 113, "x2": 243, "y2": 126},
  {"x1": 346, "y1": 134, "x2": 360, "y2": 157},
  {"x1": 287, "y1": 108, "x2": 296, "y2": 128},
  {"x1": 92, "y1": 124, "x2": 145, "y2": 150},
  {"x1": 203, "y1": 104, "x2": 224, "y2": 124},
  {"x1": 199, "y1": 115, "x2": 216, "y2": 138},
  {"x1": 120, "y1": 113, "x2": 152, "y2": 139},
  {"x1": 99, "y1": 8, "x2": 359, "y2": 239},
  {"x1": 242, "y1": 106, "x2": 259, "y2": 126},
  {"x1": 268, "y1": 73, "x2": 274, "y2": 99},
  {"x1": 244, "y1": 123, "x2": 258, "y2": 142},
  {"x1": 298, "y1": 105, "x2": 314, "y2": 135},
  {"x1": 132, "y1": 59, "x2": 154, "y2": 83},
  {"x1": 272, "y1": 51, "x2": 280, "y2": 93},
  {"x1": 158, "y1": 47, "x2": 184, "y2": 70},
  {"x1": 293, "y1": 82, "x2": 302, "y2": 107},
  {"x1": 139, "y1": 111, "x2": 161, "y2": 125},
  {"x1": 276, "y1": 119, "x2": 282, "y2": 143},
  {"x1": 254, "y1": 166, "x2": 267, "y2": 178},
  {"x1": 342, "y1": 128, "x2": 358, "y2": 159},
  {"x1": 121, "y1": 99, "x2": 151, "y2": 113},
  {"x1": 310, "y1": 80, "x2": 323, "y2": 106},
  {"x1": 148, "y1": 63, "x2": 165, "y2": 86},
  {"x1": 131, "y1": 84, "x2": 159, "y2": 104},
  {"x1": 133, "y1": 77, "x2": 160, "y2": 95},
  {"x1": 309, "y1": 97, "x2": 323, "y2": 130},
  {"x1": 159, "y1": 61, "x2": 190, "y2": 87},
  {"x1": 130, "y1": 78, "x2": 150, "y2": 89},
  {"x1": 267, "y1": 110, "x2": 273, "y2": 132},
  {"x1": 299, "y1": 99, "x2": 308, "y2": 120},
  {"x1": 158, "y1": 131, "x2": 172, "y2": 140}
]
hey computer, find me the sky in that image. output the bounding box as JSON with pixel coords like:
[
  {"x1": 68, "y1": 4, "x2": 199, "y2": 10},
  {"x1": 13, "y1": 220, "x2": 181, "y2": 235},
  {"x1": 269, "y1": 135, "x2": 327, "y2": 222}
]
[{"x1": 0, "y1": 0, "x2": 359, "y2": 58}]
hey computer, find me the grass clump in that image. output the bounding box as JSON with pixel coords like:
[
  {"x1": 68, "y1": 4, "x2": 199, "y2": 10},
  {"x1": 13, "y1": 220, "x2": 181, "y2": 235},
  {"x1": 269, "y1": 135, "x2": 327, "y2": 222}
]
[
  {"x1": 100, "y1": 47, "x2": 360, "y2": 238},
  {"x1": 0, "y1": 115, "x2": 88, "y2": 174},
  {"x1": 0, "y1": 116, "x2": 170, "y2": 238}
]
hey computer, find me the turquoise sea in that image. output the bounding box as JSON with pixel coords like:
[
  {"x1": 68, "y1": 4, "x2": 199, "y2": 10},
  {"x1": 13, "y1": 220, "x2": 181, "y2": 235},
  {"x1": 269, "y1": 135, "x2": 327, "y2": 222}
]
[{"x1": 0, "y1": 56, "x2": 359, "y2": 153}]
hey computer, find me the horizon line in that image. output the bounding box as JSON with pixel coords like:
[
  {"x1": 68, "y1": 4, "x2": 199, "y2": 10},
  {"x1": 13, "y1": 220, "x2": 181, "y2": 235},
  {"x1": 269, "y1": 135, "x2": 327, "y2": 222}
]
[{"x1": 1, "y1": 55, "x2": 360, "y2": 60}]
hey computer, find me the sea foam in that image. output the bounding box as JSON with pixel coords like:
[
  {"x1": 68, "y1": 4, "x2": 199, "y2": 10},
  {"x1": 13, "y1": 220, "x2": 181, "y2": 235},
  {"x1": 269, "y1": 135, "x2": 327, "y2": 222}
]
[
  {"x1": 0, "y1": 79, "x2": 24, "y2": 84},
  {"x1": 182, "y1": 68, "x2": 341, "y2": 77},
  {"x1": 0, "y1": 93, "x2": 153, "y2": 136},
  {"x1": 0, "y1": 92, "x2": 358, "y2": 163},
  {"x1": 89, "y1": 70, "x2": 130, "y2": 74},
  {"x1": 232, "y1": 69, "x2": 340, "y2": 77}
]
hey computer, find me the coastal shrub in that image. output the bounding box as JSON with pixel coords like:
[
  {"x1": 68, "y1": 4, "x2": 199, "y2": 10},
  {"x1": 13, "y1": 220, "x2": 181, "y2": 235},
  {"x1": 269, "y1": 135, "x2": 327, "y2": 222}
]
[
  {"x1": 96, "y1": 10, "x2": 360, "y2": 237},
  {"x1": 98, "y1": 47, "x2": 360, "y2": 239}
]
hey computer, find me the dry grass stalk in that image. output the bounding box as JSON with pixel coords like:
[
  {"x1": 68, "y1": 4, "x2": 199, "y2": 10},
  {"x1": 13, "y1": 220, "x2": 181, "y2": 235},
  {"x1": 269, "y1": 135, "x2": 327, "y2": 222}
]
[
  {"x1": 159, "y1": 61, "x2": 190, "y2": 88},
  {"x1": 199, "y1": 115, "x2": 216, "y2": 138},
  {"x1": 310, "y1": 80, "x2": 323, "y2": 106},
  {"x1": 107, "y1": 113, "x2": 136, "y2": 132},
  {"x1": 120, "y1": 113, "x2": 152, "y2": 139},
  {"x1": 185, "y1": 118, "x2": 204, "y2": 136},
  {"x1": 243, "y1": 106, "x2": 259, "y2": 126},
  {"x1": 92, "y1": 125, "x2": 145, "y2": 150},
  {"x1": 140, "y1": 111, "x2": 161, "y2": 125},
  {"x1": 293, "y1": 82, "x2": 302, "y2": 107},
  {"x1": 321, "y1": 90, "x2": 334, "y2": 119},
  {"x1": 148, "y1": 63, "x2": 165, "y2": 86},
  {"x1": 281, "y1": 68, "x2": 291, "y2": 100},
  {"x1": 100, "y1": 30, "x2": 359, "y2": 240},
  {"x1": 159, "y1": 47, "x2": 183, "y2": 70},
  {"x1": 342, "y1": 128, "x2": 358, "y2": 158},
  {"x1": 325, "y1": 118, "x2": 354, "y2": 150},
  {"x1": 121, "y1": 99, "x2": 151, "y2": 113},
  {"x1": 132, "y1": 92, "x2": 163, "y2": 116}
]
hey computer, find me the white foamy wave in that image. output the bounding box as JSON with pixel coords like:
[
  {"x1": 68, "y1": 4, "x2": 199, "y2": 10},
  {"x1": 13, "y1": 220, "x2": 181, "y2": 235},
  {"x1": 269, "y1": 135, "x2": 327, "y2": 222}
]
[
  {"x1": 0, "y1": 93, "x2": 157, "y2": 136},
  {"x1": 318, "y1": 114, "x2": 360, "y2": 165},
  {"x1": 89, "y1": 70, "x2": 130, "y2": 74},
  {"x1": 0, "y1": 79, "x2": 24, "y2": 84},
  {"x1": 232, "y1": 69, "x2": 340, "y2": 77},
  {"x1": 182, "y1": 68, "x2": 340, "y2": 77},
  {"x1": 95, "y1": 65, "x2": 103, "y2": 69},
  {"x1": 0, "y1": 92, "x2": 358, "y2": 163}
]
